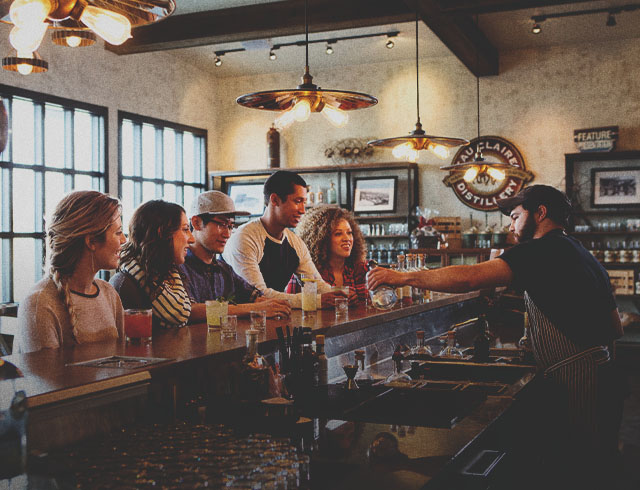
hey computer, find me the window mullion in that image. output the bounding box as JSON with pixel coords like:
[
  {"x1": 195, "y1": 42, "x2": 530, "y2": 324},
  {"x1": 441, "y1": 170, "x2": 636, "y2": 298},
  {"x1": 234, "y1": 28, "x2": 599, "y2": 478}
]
[
  {"x1": 155, "y1": 126, "x2": 163, "y2": 198},
  {"x1": 64, "y1": 108, "x2": 74, "y2": 191},
  {"x1": 133, "y1": 122, "x2": 142, "y2": 207}
]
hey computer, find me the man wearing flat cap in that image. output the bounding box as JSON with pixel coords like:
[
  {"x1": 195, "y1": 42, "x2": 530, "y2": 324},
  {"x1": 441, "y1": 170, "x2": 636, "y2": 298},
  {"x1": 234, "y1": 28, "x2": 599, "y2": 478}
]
[
  {"x1": 180, "y1": 191, "x2": 291, "y2": 320},
  {"x1": 368, "y1": 184, "x2": 624, "y2": 487}
]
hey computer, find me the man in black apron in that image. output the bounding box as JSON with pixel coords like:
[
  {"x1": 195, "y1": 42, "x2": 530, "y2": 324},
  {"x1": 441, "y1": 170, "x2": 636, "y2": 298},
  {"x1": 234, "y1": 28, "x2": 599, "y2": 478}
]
[{"x1": 367, "y1": 185, "x2": 625, "y2": 488}]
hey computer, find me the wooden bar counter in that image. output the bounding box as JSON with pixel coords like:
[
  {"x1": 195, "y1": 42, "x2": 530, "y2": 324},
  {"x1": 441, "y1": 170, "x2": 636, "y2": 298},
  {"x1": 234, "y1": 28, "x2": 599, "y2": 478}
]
[{"x1": 2, "y1": 292, "x2": 486, "y2": 452}]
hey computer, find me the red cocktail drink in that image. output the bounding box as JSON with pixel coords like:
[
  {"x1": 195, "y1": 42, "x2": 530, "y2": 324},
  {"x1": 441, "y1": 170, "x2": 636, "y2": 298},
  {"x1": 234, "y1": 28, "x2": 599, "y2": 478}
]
[{"x1": 124, "y1": 309, "x2": 152, "y2": 343}]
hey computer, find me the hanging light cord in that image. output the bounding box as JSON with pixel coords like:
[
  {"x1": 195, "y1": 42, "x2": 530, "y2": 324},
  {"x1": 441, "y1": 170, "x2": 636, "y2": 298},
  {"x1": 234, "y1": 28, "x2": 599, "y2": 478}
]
[
  {"x1": 415, "y1": 12, "x2": 420, "y2": 124},
  {"x1": 305, "y1": 0, "x2": 309, "y2": 70}
]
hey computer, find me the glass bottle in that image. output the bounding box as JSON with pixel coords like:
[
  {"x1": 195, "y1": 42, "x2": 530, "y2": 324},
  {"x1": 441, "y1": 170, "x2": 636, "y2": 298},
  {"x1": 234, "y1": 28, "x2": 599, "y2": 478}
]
[
  {"x1": 302, "y1": 328, "x2": 319, "y2": 388},
  {"x1": 327, "y1": 181, "x2": 337, "y2": 204},
  {"x1": 354, "y1": 349, "x2": 374, "y2": 386},
  {"x1": 306, "y1": 185, "x2": 315, "y2": 206},
  {"x1": 240, "y1": 329, "x2": 270, "y2": 400},
  {"x1": 472, "y1": 315, "x2": 491, "y2": 362},
  {"x1": 417, "y1": 253, "x2": 431, "y2": 302},
  {"x1": 438, "y1": 330, "x2": 464, "y2": 358},
  {"x1": 397, "y1": 254, "x2": 413, "y2": 306},
  {"x1": 412, "y1": 330, "x2": 433, "y2": 356},
  {"x1": 385, "y1": 346, "x2": 412, "y2": 384},
  {"x1": 408, "y1": 254, "x2": 423, "y2": 305},
  {"x1": 366, "y1": 260, "x2": 398, "y2": 310},
  {"x1": 316, "y1": 188, "x2": 324, "y2": 204},
  {"x1": 316, "y1": 334, "x2": 328, "y2": 386},
  {"x1": 518, "y1": 312, "x2": 533, "y2": 363}
]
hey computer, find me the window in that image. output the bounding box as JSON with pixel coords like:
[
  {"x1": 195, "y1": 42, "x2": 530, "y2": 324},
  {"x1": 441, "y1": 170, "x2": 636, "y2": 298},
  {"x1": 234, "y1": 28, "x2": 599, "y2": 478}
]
[
  {"x1": 0, "y1": 85, "x2": 107, "y2": 303},
  {"x1": 118, "y1": 111, "x2": 207, "y2": 230}
]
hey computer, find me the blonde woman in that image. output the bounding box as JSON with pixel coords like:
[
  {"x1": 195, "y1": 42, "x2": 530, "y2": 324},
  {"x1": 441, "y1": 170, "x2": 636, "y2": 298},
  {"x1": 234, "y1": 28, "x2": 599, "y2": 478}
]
[
  {"x1": 16, "y1": 191, "x2": 126, "y2": 353},
  {"x1": 286, "y1": 205, "x2": 367, "y2": 301}
]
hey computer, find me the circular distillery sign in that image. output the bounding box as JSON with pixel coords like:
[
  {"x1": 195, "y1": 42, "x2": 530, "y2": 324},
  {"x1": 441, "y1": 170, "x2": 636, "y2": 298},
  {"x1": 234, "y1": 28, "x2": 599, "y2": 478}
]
[{"x1": 442, "y1": 136, "x2": 534, "y2": 211}]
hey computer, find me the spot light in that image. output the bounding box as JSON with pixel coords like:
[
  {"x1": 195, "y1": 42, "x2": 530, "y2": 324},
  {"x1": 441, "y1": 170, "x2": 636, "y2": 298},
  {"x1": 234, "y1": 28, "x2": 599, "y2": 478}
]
[
  {"x1": 325, "y1": 43, "x2": 333, "y2": 55},
  {"x1": 606, "y1": 12, "x2": 616, "y2": 26},
  {"x1": 214, "y1": 56, "x2": 222, "y2": 67},
  {"x1": 531, "y1": 22, "x2": 541, "y2": 34},
  {"x1": 386, "y1": 38, "x2": 395, "y2": 49},
  {"x1": 269, "y1": 49, "x2": 277, "y2": 60}
]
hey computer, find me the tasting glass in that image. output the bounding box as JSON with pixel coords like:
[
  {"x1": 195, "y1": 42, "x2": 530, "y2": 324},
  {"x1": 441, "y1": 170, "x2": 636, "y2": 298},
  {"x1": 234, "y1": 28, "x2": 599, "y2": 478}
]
[
  {"x1": 220, "y1": 314, "x2": 237, "y2": 339},
  {"x1": 250, "y1": 310, "x2": 267, "y2": 332},
  {"x1": 335, "y1": 297, "x2": 349, "y2": 321}
]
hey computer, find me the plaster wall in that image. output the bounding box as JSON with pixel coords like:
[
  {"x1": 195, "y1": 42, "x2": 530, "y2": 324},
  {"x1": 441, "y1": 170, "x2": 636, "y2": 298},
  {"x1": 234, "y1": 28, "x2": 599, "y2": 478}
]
[
  {"x1": 0, "y1": 25, "x2": 219, "y2": 197},
  {"x1": 215, "y1": 37, "x2": 640, "y2": 226}
]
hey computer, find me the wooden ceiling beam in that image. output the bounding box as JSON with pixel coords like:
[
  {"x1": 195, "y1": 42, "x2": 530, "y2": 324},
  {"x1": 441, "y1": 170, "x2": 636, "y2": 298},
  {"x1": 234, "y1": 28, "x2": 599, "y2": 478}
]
[
  {"x1": 108, "y1": 0, "x2": 414, "y2": 55},
  {"x1": 437, "y1": 0, "x2": 597, "y2": 15},
  {"x1": 407, "y1": 0, "x2": 499, "y2": 76}
]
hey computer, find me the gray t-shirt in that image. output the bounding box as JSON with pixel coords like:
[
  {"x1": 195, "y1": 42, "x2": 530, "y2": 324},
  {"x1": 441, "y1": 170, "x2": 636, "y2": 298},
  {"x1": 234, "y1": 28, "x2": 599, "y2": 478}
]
[{"x1": 16, "y1": 277, "x2": 124, "y2": 353}]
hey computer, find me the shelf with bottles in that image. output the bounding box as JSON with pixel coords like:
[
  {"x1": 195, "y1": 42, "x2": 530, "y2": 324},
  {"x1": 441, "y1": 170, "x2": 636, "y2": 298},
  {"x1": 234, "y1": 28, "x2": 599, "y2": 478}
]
[{"x1": 364, "y1": 234, "x2": 410, "y2": 240}]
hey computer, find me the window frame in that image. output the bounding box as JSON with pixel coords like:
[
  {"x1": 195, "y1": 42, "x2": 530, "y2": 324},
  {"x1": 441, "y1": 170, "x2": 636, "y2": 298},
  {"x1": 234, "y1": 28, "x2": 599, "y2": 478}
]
[
  {"x1": 117, "y1": 110, "x2": 207, "y2": 209},
  {"x1": 0, "y1": 84, "x2": 108, "y2": 303}
]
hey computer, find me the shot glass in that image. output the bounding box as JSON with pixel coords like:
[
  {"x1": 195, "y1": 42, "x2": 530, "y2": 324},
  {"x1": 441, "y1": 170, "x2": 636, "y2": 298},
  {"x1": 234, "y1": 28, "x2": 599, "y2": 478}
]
[
  {"x1": 124, "y1": 309, "x2": 152, "y2": 343},
  {"x1": 250, "y1": 310, "x2": 267, "y2": 332},
  {"x1": 206, "y1": 300, "x2": 228, "y2": 331},
  {"x1": 220, "y1": 314, "x2": 238, "y2": 340},
  {"x1": 335, "y1": 297, "x2": 349, "y2": 321}
]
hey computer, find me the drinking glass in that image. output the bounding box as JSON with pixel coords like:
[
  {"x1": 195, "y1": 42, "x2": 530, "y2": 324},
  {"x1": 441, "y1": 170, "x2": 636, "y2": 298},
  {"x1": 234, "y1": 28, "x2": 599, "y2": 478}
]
[
  {"x1": 301, "y1": 274, "x2": 317, "y2": 314},
  {"x1": 220, "y1": 314, "x2": 237, "y2": 340},
  {"x1": 124, "y1": 309, "x2": 152, "y2": 343},
  {"x1": 206, "y1": 300, "x2": 228, "y2": 330},
  {"x1": 334, "y1": 297, "x2": 349, "y2": 321},
  {"x1": 250, "y1": 310, "x2": 267, "y2": 332}
]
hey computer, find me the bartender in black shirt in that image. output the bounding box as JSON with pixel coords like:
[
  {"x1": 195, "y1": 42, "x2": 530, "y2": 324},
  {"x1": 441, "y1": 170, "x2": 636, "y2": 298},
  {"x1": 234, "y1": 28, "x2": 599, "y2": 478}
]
[{"x1": 368, "y1": 185, "x2": 624, "y2": 487}]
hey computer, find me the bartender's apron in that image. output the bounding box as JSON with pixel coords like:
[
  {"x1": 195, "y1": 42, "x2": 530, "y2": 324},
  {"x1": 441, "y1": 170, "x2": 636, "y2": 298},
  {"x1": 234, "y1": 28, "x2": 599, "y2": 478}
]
[{"x1": 524, "y1": 292, "x2": 610, "y2": 444}]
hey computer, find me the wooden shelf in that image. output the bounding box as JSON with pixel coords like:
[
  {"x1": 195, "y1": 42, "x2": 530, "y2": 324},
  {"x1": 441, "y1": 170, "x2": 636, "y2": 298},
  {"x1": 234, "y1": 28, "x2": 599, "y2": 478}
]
[
  {"x1": 355, "y1": 214, "x2": 408, "y2": 221},
  {"x1": 572, "y1": 231, "x2": 640, "y2": 236}
]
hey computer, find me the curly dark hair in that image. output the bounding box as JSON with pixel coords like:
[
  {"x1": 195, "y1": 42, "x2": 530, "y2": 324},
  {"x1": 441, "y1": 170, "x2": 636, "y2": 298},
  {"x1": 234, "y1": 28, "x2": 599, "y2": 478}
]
[
  {"x1": 119, "y1": 200, "x2": 186, "y2": 290},
  {"x1": 296, "y1": 205, "x2": 366, "y2": 268}
]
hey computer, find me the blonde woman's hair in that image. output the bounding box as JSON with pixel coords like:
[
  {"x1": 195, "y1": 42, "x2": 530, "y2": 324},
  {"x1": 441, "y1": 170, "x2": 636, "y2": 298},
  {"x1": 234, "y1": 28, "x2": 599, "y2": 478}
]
[
  {"x1": 295, "y1": 205, "x2": 366, "y2": 268},
  {"x1": 47, "y1": 190, "x2": 121, "y2": 338}
]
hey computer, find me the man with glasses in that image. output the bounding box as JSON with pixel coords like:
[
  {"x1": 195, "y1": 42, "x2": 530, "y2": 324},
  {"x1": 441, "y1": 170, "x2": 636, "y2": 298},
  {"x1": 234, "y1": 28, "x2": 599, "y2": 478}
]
[{"x1": 180, "y1": 191, "x2": 291, "y2": 321}]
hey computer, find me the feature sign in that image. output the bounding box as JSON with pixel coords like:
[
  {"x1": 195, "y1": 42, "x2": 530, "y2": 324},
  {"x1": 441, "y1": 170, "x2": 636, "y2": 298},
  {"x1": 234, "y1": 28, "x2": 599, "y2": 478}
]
[
  {"x1": 573, "y1": 126, "x2": 618, "y2": 152},
  {"x1": 443, "y1": 136, "x2": 534, "y2": 212}
]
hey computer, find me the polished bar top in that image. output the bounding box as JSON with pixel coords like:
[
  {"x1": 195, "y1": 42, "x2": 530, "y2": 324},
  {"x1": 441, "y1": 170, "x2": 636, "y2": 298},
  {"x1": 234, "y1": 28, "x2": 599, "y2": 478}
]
[{"x1": 2, "y1": 292, "x2": 482, "y2": 408}]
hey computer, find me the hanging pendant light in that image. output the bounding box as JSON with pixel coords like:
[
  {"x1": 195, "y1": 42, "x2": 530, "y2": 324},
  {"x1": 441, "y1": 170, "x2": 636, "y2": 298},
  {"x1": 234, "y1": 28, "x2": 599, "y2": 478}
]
[
  {"x1": 236, "y1": 0, "x2": 377, "y2": 129},
  {"x1": 440, "y1": 15, "x2": 512, "y2": 182},
  {"x1": 368, "y1": 14, "x2": 468, "y2": 162}
]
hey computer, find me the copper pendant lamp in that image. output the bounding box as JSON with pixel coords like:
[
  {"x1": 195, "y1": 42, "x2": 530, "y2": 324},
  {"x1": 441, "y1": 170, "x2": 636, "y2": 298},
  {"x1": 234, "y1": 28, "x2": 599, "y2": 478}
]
[
  {"x1": 368, "y1": 14, "x2": 468, "y2": 162},
  {"x1": 236, "y1": 0, "x2": 377, "y2": 129}
]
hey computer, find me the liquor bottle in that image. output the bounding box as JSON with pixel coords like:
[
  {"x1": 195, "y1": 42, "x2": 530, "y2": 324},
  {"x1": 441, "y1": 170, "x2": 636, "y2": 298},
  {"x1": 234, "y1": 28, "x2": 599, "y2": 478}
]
[
  {"x1": 327, "y1": 181, "x2": 337, "y2": 204},
  {"x1": 316, "y1": 335, "x2": 328, "y2": 386},
  {"x1": 397, "y1": 254, "x2": 412, "y2": 306},
  {"x1": 302, "y1": 328, "x2": 319, "y2": 388},
  {"x1": 306, "y1": 185, "x2": 315, "y2": 206},
  {"x1": 472, "y1": 315, "x2": 491, "y2": 362},
  {"x1": 417, "y1": 253, "x2": 432, "y2": 302},
  {"x1": 385, "y1": 346, "x2": 412, "y2": 384},
  {"x1": 518, "y1": 312, "x2": 533, "y2": 363},
  {"x1": 412, "y1": 330, "x2": 433, "y2": 356},
  {"x1": 366, "y1": 260, "x2": 398, "y2": 310},
  {"x1": 240, "y1": 329, "x2": 270, "y2": 400},
  {"x1": 316, "y1": 188, "x2": 324, "y2": 204},
  {"x1": 408, "y1": 254, "x2": 423, "y2": 305},
  {"x1": 354, "y1": 349, "x2": 374, "y2": 386}
]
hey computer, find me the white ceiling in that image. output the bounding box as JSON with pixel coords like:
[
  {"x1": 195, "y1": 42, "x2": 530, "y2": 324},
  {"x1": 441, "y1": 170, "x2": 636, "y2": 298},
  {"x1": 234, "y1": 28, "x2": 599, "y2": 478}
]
[{"x1": 166, "y1": 1, "x2": 640, "y2": 77}]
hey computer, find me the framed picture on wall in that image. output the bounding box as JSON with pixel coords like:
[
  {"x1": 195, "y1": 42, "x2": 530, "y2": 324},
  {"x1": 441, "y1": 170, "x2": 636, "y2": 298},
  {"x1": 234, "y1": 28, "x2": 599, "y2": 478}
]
[
  {"x1": 591, "y1": 167, "x2": 640, "y2": 207},
  {"x1": 353, "y1": 177, "x2": 397, "y2": 213},
  {"x1": 227, "y1": 182, "x2": 265, "y2": 216}
]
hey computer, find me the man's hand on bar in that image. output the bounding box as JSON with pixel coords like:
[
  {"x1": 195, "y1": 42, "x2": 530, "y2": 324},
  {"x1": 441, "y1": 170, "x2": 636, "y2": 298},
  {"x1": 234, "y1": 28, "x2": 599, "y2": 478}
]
[{"x1": 254, "y1": 297, "x2": 292, "y2": 318}]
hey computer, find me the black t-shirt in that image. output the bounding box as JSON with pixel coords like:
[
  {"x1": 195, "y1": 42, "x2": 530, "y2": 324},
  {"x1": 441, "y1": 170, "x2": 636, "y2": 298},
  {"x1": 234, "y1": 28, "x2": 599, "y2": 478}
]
[
  {"x1": 499, "y1": 228, "x2": 617, "y2": 347},
  {"x1": 259, "y1": 236, "x2": 300, "y2": 292}
]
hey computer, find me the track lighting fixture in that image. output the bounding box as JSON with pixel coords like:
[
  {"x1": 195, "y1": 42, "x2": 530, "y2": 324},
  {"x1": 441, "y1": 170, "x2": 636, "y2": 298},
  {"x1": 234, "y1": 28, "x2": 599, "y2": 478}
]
[
  {"x1": 214, "y1": 55, "x2": 222, "y2": 67},
  {"x1": 269, "y1": 49, "x2": 277, "y2": 60},
  {"x1": 606, "y1": 12, "x2": 616, "y2": 26},
  {"x1": 531, "y1": 22, "x2": 542, "y2": 34},
  {"x1": 325, "y1": 42, "x2": 334, "y2": 55},
  {"x1": 530, "y1": 3, "x2": 639, "y2": 35}
]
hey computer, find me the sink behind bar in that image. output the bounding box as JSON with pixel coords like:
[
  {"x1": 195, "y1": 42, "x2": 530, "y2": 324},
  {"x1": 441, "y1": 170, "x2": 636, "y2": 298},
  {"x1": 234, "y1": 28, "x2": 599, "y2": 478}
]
[{"x1": 408, "y1": 360, "x2": 535, "y2": 384}]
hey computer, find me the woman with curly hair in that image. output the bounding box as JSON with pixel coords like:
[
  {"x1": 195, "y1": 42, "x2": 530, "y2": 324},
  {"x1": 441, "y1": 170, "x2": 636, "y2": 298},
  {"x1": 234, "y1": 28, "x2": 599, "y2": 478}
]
[
  {"x1": 286, "y1": 205, "x2": 368, "y2": 301},
  {"x1": 111, "y1": 200, "x2": 195, "y2": 329},
  {"x1": 16, "y1": 191, "x2": 126, "y2": 353}
]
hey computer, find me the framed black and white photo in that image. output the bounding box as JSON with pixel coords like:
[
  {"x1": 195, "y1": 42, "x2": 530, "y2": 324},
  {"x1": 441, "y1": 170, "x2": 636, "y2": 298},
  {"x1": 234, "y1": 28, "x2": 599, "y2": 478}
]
[
  {"x1": 353, "y1": 177, "x2": 397, "y2": 213},
  {"x1": 591, "y1": 167, "x2": 640, "y2": 207},
  {"x1": 227, "y1": 182, "x2": 265, "y2": 216}
]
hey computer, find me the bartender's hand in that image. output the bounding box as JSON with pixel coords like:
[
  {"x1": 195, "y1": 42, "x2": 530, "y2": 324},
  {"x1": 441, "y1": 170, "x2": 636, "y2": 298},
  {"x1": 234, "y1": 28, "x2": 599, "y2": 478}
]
[
  {"x1": 367, "y1": 267, "x2": 407, "y2": 291},
  {"x1": 254, "y1": 297, "x2": 292, "y2": 318}
]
